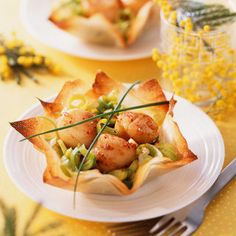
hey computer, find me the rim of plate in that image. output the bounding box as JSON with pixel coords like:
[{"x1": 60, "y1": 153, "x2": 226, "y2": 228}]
[
  {"x1": 3, "y1": 93, "x2": 224, "y2": 222},
  {"x1": 20, "y1": 0, "x2": 160, "y2": 61}
]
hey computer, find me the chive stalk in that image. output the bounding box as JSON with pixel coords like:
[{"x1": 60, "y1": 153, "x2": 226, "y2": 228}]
[
  {"x1": 19, "y1": 100, "x2": 170, "y2": 142},
  {"x1": 73, "y1": 81, "x2": 140, "y2": 208}
]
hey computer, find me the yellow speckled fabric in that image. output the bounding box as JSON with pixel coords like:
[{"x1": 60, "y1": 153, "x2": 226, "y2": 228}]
[{"x1": 0, "y1": 1, "x2": 235, "y2": 235}]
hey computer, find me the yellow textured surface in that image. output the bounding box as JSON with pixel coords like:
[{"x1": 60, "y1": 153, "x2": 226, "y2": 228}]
[{"x1": 0, "y1": 0, "x2": 235, "y2": 235}]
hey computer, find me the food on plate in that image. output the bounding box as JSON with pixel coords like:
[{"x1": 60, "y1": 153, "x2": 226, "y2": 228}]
[
  {"x1": 115, "y1": 111, "x2": 159, "y2": 143},
  {"x1": 57, "y1": 109, "x2": 97, "y2": 148},
  {"x1": 94, "y1": 133, "x2": 137, "y2": 172},
  {"x1": 10, "y1": 71, "x2": 197, "y2": 195},
  {"x1": 49, "y1": 0, "x2": 159, "y2": 47}
]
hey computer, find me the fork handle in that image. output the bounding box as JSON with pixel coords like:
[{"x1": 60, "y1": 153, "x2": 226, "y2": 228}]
[{"x1": 199, "y1": 158, "x2": 236, "y2": 207}]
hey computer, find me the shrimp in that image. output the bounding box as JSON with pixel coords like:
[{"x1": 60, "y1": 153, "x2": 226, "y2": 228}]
[
  {"x1": 57, "y1": 109, "x2": 97, "y2": 148},
  {"x1": 93, "y1": 133, "x2": 137, "y2": 172},
  {"x1": 115, "y1": 112, "x2": 159, "y2": 144}
]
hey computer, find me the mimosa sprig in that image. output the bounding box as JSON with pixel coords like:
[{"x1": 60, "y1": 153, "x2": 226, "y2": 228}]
[
  {"x1": 0, "y1": 34, "x2": 60, "y2": 85},
  {"x1": 0, "y1": 199, "x2": 62, "y2": 236}
]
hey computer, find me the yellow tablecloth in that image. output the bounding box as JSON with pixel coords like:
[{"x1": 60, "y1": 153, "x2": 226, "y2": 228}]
[{"x1": 0, "y1": 1, "x2": 236, "y2": 235}]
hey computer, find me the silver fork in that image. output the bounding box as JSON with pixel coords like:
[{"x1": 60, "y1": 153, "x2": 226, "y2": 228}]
[{"x1": 108, "y1": 158, "x2": 236, "y2": 236}]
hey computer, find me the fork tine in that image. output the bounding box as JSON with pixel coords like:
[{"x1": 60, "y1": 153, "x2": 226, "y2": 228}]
[
  {"x1": 149, "y1": 216, "x2": 173, "y2": 234},
  {"x1": 110, "y1": 222, "x2": 142, "y2": 230},
  {"x1": 180, "y1": 226, "x2": 196, "y2": 236},
  {"x1": 110, "y1": 230, "x2": 146, "y2": 236},
  {"x1": 108, "y1": 225, "x2": 152, "y2": 236},
  {"x1": 168, "y1": 223, "x2": 187, "y2": 236},
  {"x1": 176, "y1": 225, "x2": 188, "y2": 235},
  {"x1": 112, "y1": 223, "x2": 153, "y2": 232},
  {"x1": 109, "y1": 231, "x2": 142, "y2": 236},
  {"x1": 108, "y1": 219, "x2": 158, "y2": 236},
  {"x1": 110, "y1": 219, "x2": 157, "y2": 231},
  {"x1": 164, "y1": 221, "x2": 183, "y2": 236},
  {"x1": 111, "y1": 218, "x2": 158, "y2": 229},
  {"x1": 154, "y1": 220, "x2": 181, "y2": 236}
]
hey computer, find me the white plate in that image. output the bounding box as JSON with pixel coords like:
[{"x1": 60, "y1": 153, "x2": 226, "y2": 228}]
[
  {"x1": 4, "y1": 93, "x2": 224, "y2": 222},
  {"x1": 20, "y1": 0, "x2": 160, "y2": 61}
]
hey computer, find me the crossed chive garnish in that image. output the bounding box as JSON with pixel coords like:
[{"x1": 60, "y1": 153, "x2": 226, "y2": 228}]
[
  {"x1": 19, "y1": 81, "x2": 170, "y2": 208},
  {"x1": 19, "y1": 101, "x2": 169, "y2": 142},
  {"x1": 72, "y1": 81, "x2": 141, "y2": 207}
]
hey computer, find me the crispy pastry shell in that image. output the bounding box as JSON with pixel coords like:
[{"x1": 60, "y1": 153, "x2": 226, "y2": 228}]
[
  {"x1": 49, "y1": 1, "x2": 159, "y2": 47},
  {"x1": 10, "y1": 71, "x2": 197, "y2": 195}
]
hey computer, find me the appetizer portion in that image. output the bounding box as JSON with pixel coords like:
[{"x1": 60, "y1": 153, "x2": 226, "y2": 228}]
[
  {"x1": 49, "y1": 0, "x2": 159, "y2": 47},
  {"x1": 10, "y1": 71, "x2": 197, "y2": 195}
]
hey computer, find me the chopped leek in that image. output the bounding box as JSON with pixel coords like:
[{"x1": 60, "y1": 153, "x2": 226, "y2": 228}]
[
  {"x1": 138, "y1": 154, "x2": 153, "y2": 165},
  {"x1": 117, "y1": 8, "x2": 133, "y2": 39},
  {"x1": 136, "y1": 144, "x2": 157, "y2": 157},
  {"x1": 57, "y1": 139, "x2": 67, "y2": 154},
  {"x1": 128, "y1": 159, "x2": 138, "y2": 173},
  {"x1": 127, "y1": 159, "x2": 138, "y2": 182},
  {"x1": 59, "y1": 0, "x2": 84, "y2": 17},
  {"x1": 78, "y1": 144, "x2": 87, "y2": 156},
  {"x1": 49, "y1": 138, "x2": 63, "y2": 156},
  {"x1": 136, "y1": 144, "x2": 159, "y2": 165},
  {"x1": 96, "y1": 90, "x2": 118, "y2": 114},
  {"x1": 96, "y1": 118, "x2": 117, "y2": 135},
  {"x1": 65, "y1": 148, "x2": 73, "y2": 158},
  {"x1": 60, "y1": 164, "x2": 72, "y2": 177},
  {"x1": 59, "y1": 143, "x2": 96, "y2": 177},
  {"x1": 81, "y1": 153, "x2": 96, "y2": 171},
  {"x1": 109, "y1": 159, "x2": 139, "y2": 186},
  {"x1": 70, "y1": 146, "x2": 81, "y2": 168},
  {"x1": 77, "y1": 144, "x2": 96, "y2": 170},
  {"x1": 156, "y1": 143, "x2": 179, "y2": 161},
  {"x1": 69, "y1": 94, "x2": 87, "y2": 109},
  {"x1": 60, "y1": 156, "x2": 73, "y2": 177},
  {"x1": 109, "y1": 169, "x2": 128, "y2": 181}
]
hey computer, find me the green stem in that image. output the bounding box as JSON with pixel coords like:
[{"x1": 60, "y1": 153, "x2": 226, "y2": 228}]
[
  {"x1": 20, "y1": 69, "x2": 39, "y2": 83},
  {"x1": 26, "y1": 221, "x2": 62, "y2": 236},
  {"x1": 19, "y1": 100, "x2": 169, "y2": 141},
  {"x1": 202, "y1": 39, "x2": 214, "y2": 53},
  {"x1": 14, "y1": 69, "x2": 22, "y2": 85},
  {"x1": 22, "y1": 204, "x2": 42, "y2": 236}
]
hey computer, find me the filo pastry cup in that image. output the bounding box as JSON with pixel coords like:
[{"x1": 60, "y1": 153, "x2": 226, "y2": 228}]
[
  {"x1": 49, "y1": 0, "x2": 160, "y2": 47},
  {"x1": 10, "y1": 71, "x2": 197, "y2": 195}
]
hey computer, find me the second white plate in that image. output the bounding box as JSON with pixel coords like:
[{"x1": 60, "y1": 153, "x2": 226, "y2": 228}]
[
  {"x1": 4, "y1": 93, "x2": 224, "y2": 222},
  {"x1": 20, "y1": 0, "x2": 161, "y2": 61}
]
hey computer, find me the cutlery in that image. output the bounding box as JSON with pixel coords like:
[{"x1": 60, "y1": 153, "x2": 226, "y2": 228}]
[{"x1": 108, "y1": 158, "x2": 236, "y2": 236}]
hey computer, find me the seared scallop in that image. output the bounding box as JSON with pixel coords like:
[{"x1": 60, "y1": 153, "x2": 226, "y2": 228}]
[
  {"x1": 93, "y1": 133, "x2": 137, "y2": 172},
  {"x1": 57, "y1": 109, "x2": 97, "y2": 148},
  {"x1": 115, "y1": 112, "x2": 159, "y2": 144}
]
